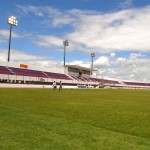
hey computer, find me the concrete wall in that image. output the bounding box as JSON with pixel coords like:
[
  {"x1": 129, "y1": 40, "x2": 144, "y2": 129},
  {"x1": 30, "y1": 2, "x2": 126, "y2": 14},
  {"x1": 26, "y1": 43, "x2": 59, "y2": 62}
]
[{"x1": 0, "y1": 83, "x2": 78, "y2": 89}]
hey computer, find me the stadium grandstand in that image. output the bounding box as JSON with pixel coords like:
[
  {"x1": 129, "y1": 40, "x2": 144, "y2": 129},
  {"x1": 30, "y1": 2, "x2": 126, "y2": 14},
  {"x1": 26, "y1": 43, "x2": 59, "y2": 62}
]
[{"x1": 0, "y1": 60, "x2": 150, "y2": 89}]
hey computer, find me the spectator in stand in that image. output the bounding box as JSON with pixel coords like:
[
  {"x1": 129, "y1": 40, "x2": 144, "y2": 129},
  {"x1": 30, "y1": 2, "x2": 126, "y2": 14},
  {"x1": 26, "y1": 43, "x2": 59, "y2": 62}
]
[
  {"x1": 53, "y1": 81, "x2": 57, "y2": 90},
  {"x1": 59, "y1": 81, "x2": 62, "y2": 91}
]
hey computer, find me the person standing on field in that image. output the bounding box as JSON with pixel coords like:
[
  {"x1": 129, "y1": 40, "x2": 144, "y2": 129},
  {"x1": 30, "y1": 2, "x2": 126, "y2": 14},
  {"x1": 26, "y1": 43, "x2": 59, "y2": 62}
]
[
  {"x1": 59, "y1": 81, "x2": 62, "y2": 91},
  {"x1": 53, "y1": 81, "x2": 57, "y2": 90}
]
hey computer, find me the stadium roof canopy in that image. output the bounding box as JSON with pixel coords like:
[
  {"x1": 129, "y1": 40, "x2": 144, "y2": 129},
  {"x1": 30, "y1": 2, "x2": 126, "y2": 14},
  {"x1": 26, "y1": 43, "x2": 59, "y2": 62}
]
[{"x1": 65, "y1": 65, "x2": 97, "y2": 71}]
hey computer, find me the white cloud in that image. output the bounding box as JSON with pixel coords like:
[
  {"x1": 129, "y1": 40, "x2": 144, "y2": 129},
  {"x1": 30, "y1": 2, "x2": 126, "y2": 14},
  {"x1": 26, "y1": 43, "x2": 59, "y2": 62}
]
[
  {"x1": 0, "y1": 49, "x2": 61, "y2": 68},
  {"x1": 0, "y1": 29, "x2": 21, "y2": 43},
  {"x1": 129, "y1": 74, "x2": 135, "y2": 78},
  {"x1": 34, "y1": 35, "x2": 85, "y2": 52},
  {"x1": 116, "y1": 57, "x2": 126, "y2": 64},
  {"x1": 15, "y1": 5, "x2": 45, "y2": 16},
  {"x1": 18, "y1": 5, "x2": 150, "y2": 53},
  {"x1": 96, "y1": 54, "x2": 150, "y2": 81},
  {"x1": 68, "y1": 56, "x2": 110, "y2": 69},
  {"x1": 1, "y1": 30, "x2": 21, "y2": 38},
  {"x1": 0, "y1": 29, "x2": 33, "y2": 44},
  {"x1": 16, "y1": 4, "x2": 76, "y2": 27},
  {"x1": 129, "y1": 53, "x2": 144, "y2": 59},
  {"x1": 110, "y1": 53, "x2": 116, "y2": 57},
  {"x1": 69, "y1": 60, "x2": 90, "y2": 68},
  {"x1": 67, "y1": 6, "x2": 150, "y2": 53},
  {"x1": 94, "y1": 56, "x2": 109, "y2": 67},
  {"x1": 119, "y1": 0, "x2": 134, "y2": 8},
  {"x1": 52, "y1": 14, "x2": 75, "y2": 27},
  {"x1": 35, "y1": 35, "x2": 63, "y2": 48}
]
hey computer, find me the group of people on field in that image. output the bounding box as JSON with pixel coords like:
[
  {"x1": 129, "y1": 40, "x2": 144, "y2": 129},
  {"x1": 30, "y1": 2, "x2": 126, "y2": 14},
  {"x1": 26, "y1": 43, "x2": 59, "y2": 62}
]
[{"x1": 53, "y1": 81, "x2": 62, "y2": 91}]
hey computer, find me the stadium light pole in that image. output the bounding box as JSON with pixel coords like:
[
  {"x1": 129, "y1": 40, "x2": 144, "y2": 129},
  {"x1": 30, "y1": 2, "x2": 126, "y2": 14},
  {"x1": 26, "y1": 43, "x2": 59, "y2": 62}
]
[
  {"x1": 7, "y1": 16, "x2": 18, "y2": 62},
  {"x1": 63, "y1": 40, "x2": 69, "y2": 66},
  {"x1": 91, "y1": 52, "x2": 95, "y2": 75}
]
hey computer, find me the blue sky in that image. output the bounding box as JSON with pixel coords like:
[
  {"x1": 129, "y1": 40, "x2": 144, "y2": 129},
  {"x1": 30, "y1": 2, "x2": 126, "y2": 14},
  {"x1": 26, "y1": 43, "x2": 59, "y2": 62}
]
[{"x1": 0, "y1": 0, "x2": 150, "y2": 81}]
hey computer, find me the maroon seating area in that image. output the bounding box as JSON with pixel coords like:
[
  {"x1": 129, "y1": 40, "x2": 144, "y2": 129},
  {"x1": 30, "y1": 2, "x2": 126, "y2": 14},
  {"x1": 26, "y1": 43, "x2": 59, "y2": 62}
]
[
  {"x1": 123, "y1": 81, "x2": 150, "y2": 87},
  {"x1": 71, "y1": 77, "x2": 120, "y2": 84},
  {"x1": 44, "y1": 72, "x2": 72, "y2": 80},
  {"x1": 90, "y1": 78, "x2": 103, "y2": 82},
  {"x1": 0, "y1": 65, "x2": 72, "y2": 80},
  {"x1": 10, "y1": 67, "x2": 47, "y2": 78},
  {"x1": 0, "y1": 66, "x2": 13, "y2": 75},
  {"x1": 102, "y1": 79, "x2": 120, "y2": 84},
  {"x1": 0, "y1": 65, "x2": 150, "y2": 87},
  {"x1": 90, "y1": 78, "x2": 120, "y2": 84},
  {"x1": 71, "y1": 76, "x2": 95, "y2": 82}
]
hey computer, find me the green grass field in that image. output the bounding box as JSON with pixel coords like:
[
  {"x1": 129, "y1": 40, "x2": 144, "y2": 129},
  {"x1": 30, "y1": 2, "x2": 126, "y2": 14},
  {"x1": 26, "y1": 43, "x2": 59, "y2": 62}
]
[{"x1": 0, "y1": 88, "x2": 150, "y2": 150}]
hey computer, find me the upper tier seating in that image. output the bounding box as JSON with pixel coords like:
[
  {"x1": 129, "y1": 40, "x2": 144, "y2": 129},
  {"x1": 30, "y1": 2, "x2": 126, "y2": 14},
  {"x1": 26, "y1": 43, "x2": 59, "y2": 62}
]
[
  {"x1": 82, "y1": 77, "x2": 93, "y2": 82},
  {"x1": 102, "y1": 79, "x2": 120, "y2": 84},
  {"x1": 76, "y1": 77, "x2": 87, "y2": 81},
  {"x1": 71, "y1": 76, "x2": 79, "y2": 81},
  {"x1": 71, "y1": 76, "x2": 93, "y2": 82},
  {"x1": 9, "y1": 67, "x2": 47, "y2": 78},
  {"x1": 0, "y1": 66, "x2": 13, "y2": 75},
  {"x1": 123, "y1": 81, "x2": 149, "y2": 87},
  {"x1": 89, "y1": 78, "x2": 120, "y2": 84},
  {"x1": 44, "y1": 72, "x2": 72, "y2": 80},
  {"x1": 89, "y1": 78, "x2": 103, "y2": 82},
  {"x1": 0, "y1": 66, "x2": 72, "y2": 80}
]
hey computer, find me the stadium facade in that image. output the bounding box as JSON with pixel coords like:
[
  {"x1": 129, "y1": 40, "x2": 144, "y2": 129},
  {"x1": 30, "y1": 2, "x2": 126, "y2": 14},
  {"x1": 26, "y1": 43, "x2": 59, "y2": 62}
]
[{"x1": 0, "y1": 60, "x2": 150, "y2": 89}]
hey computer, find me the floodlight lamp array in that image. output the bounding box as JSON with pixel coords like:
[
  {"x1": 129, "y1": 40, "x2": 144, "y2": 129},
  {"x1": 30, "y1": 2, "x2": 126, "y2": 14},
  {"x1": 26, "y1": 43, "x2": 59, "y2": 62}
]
[
  {"x1": 63, "y1": 40, "x2": 69, "y2": 46},
  {"x1": 8, "y1": 16, "x2": 18, "y2": 26},
  {"x1": 91, "y1": 52, "x2": 95, "y2": 57}
]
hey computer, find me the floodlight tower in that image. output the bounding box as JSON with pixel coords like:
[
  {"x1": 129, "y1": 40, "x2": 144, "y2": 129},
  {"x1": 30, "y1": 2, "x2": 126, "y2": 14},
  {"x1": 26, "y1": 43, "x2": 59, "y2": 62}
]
[
  {"x1": 63, "y1": 40, "x2": 69, "y2": 66},
  {"x1": 91, "y1": 52, "x2": 95, "y2": 75},
  {"x1": 7, "y1": 16, "x2": 18, "y2": 62}
]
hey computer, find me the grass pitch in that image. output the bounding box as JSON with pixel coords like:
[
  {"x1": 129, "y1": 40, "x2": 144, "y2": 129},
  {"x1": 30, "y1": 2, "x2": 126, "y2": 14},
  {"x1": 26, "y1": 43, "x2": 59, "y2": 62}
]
[{"x1": 0, "y1": 88, "x2": 150, "y2": 150}]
